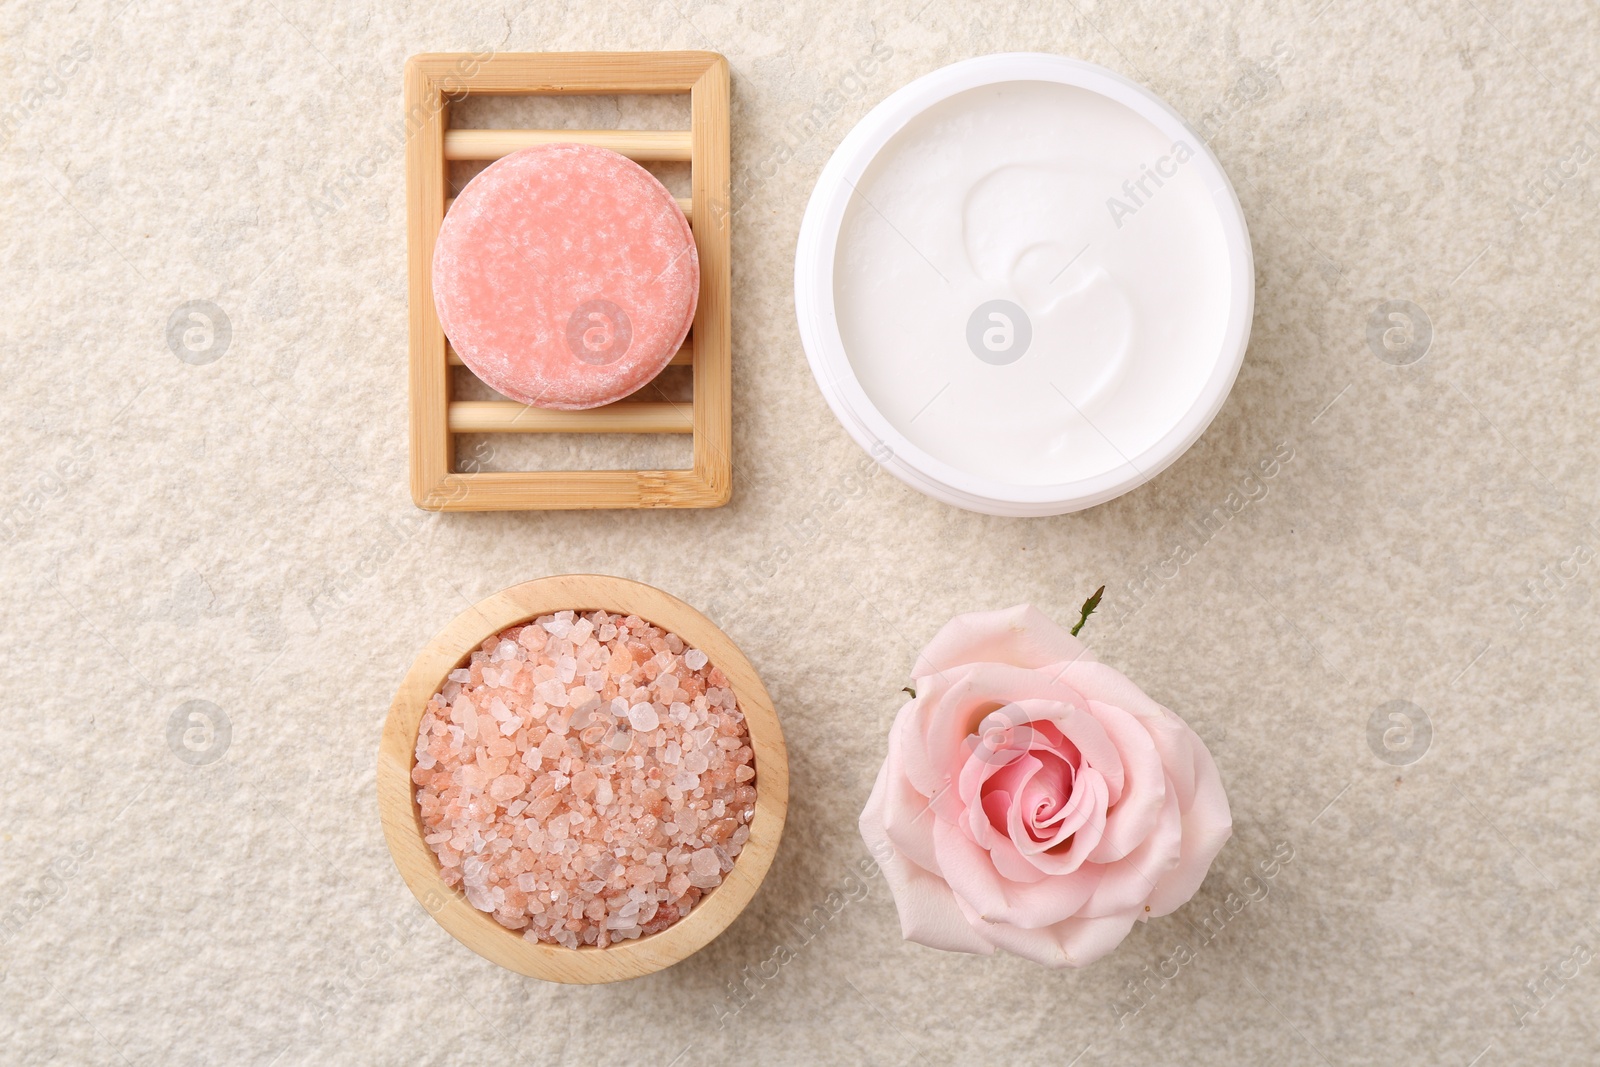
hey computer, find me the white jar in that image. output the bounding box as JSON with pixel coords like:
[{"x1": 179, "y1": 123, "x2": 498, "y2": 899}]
[{"x1": 794, "y1": 54, "x2": 1254, "y2": 516}]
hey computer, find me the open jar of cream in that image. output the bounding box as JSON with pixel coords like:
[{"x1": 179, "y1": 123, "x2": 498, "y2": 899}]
[{"x1": 795, "y1": 54, "x2": 1254, "y2": 516}]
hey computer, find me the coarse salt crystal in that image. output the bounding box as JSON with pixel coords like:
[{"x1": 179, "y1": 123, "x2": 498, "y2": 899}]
[
  {"x1": 415, "y1": 611, "x2": 756, "y2": 948},
  {"x1": 628, "y1": 702, "x2": 660, "y2": 732},
  {"x1": 490, "y1": 775, "x2": 526, "y2": 802}
]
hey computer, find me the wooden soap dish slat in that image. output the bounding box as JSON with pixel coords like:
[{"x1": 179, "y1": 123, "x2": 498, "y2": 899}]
[
  {"x1": 446, "y1": 339, "x2": 694, "y2": 368},
  {"x1": 444, "y1": 128, "x2": 693, "y2": 162},
  {"x1": 448, "y1": 400, "x2": 692, "y2": 435},
  {"x1": 406, "y1": 51, "x2": 732, "y2": 511},
  {"x1": 444, "y1": 195, "x2": 695, "y2": 215}
]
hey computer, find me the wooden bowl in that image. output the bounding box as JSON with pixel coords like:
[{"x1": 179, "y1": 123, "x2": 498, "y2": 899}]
[{"x1": 378, "y1": 574, "x2": 788, "y2": 982}]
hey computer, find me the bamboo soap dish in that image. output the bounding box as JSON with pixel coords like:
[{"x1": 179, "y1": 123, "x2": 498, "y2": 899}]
[{"x1": 405, "y1": 52, "x2": 732, "y2": 511}]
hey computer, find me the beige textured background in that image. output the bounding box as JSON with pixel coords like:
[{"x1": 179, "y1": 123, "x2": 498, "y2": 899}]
[{"x1": 3, "y1": 0, "x2": 1598, "y2": 1063}]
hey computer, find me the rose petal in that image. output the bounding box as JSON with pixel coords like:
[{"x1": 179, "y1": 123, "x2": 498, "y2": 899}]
[
  {"x1": 890, "y1": 662, "x2": 979, "y2": 801},
  {"x1": 932, "y1": 817, "x2": 1097, "y2": 928},
  {"x1": 958, "y1": 720, "x2": 1099, "y2": 879},
  {"x1": 960, "y1": 754, "x2": 1052, "y2": 884},
  {"x1": 1142, "y1": 729, "x2": 1233, "y2": 916},
  {"x1": 1058, "y1": 659, "x2": 1195, "y2": 801},
  {"x1": 1081, "y1": 697, "x2": 1167, "y2": 863},
  {"x1": 985, "y1": 828, "x2": 1054, "y2": 883},
  {"x1": 911, "y1": 604, "x2": 1097, "y2": 682},
  {"x1": 978, "y1": 748, "x2": 1036, "y2": 799},
  {"x1": 1027, "y1": 700, "x2": 1126, "y2": 807},
  {"x1": 1077, "y1": 778, "x2": 1184, "y2": 918},
  {"x1": 980, "y1": 787, "x2": 1012, "y2": 837},
  {"x1": 959, "y1": 735, "x2": 1036, "y2": 812},
  {"x1": 1010, "y1": 748, "x2": 1084, "y2": 853},
  {"x1": 1018, "y1": 749, "x2": 1074, "y2": 836},
  {"x1": 956, "y1": 785, "x2": 1019, "y2": 864},
  {"x1": 900, "y1": 668, "x2": 1090, "y2": 804},
  {"x1": 861, "y1": 760, "x2": 996, "y2": 955},
  {"x1": 954, "y1": 893, "x2": 1141, "y2": 969},
  {"x1": 1017, "y1": 769, "x2": 1108, "y2": 875},
  {"x1": 878, "y1": 737, "x2": 941, "y2": 874}
]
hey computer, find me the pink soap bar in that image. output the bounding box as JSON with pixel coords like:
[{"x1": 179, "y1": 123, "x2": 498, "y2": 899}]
[{"x1": 432, "y1": 143, "x2": 699, "y2": 410}]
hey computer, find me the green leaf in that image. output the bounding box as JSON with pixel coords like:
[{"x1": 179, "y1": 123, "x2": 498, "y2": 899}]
[{"x1": 1070, "y1": 585, "x2": 1105, "y2": 638}]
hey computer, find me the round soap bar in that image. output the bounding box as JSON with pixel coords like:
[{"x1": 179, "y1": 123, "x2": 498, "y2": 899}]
[{"x1": 433, "y1": 143, "x2": 699, "y2": 410}]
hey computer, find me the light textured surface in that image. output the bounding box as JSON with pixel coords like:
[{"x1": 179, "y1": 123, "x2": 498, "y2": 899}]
[{"x1": 2, "y1": 1, "x2": 1598, "y2": 1064}]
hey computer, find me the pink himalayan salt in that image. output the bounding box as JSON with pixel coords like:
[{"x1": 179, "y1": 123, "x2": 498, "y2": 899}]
[{"x1": 414, "y1": 609, "x2": 757, "y2": 949}]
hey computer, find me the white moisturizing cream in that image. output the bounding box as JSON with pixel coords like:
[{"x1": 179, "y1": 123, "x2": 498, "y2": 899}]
[{"x1": 796, "y1": 55, "x2": 1253, "y2": 515}]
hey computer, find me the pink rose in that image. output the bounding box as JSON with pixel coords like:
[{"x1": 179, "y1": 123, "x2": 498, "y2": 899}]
[{"x1": 860, "y1": 604, "x2": 1231, "y2": 968}]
